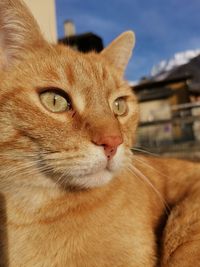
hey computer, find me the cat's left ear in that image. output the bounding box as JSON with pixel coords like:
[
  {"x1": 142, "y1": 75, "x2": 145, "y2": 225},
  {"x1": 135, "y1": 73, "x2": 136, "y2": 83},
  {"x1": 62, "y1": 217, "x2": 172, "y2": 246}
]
[
  {"x1": 101, "y1": 31, "x2": 135, "y2": 75},
  {"x1": 0, "y1": 0, "x2": 46, "y2": 70}
]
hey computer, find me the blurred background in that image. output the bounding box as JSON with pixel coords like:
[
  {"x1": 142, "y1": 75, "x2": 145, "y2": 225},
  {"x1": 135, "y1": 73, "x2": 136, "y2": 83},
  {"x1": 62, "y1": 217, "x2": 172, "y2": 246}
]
[{"x1": 24, "y1": 0, "x2": 200, "y2": 160}]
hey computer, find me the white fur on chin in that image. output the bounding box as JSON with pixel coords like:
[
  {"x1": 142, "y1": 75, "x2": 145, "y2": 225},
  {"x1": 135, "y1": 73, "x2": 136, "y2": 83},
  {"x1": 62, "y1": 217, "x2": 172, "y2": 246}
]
[
  {"x1": 70, "y1": 169, "x2": 113, "y2": 188},
  {"x1": 69, "y1": 145, "x2": 125, "y2": 189}
]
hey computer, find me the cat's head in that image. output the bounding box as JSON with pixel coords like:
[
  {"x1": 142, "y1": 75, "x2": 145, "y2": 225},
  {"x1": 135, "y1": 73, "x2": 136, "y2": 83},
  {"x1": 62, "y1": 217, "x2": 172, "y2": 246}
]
[{"x1": 0, "y1": 0, "x2": 139, "y2": 189}]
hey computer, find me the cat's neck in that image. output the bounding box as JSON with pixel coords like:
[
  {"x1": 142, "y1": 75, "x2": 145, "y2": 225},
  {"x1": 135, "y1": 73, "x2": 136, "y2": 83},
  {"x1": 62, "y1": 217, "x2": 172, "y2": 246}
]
[{"x1": 2, "y1": 171, "x2": 127, "y2": 225}]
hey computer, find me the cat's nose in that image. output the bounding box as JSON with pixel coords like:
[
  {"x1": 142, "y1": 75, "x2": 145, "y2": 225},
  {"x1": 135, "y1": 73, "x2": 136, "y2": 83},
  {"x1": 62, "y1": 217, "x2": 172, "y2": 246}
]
[{"x1": 92, "y1": 135, "x2": 123, "y2": 159}]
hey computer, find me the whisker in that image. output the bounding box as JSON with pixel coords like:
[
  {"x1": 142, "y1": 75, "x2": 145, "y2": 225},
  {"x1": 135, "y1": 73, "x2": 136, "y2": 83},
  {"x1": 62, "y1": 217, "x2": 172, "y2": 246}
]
[
  {"x1": 132, "y1": 147, "x2": 159, "y2": 157},
  {"x1": 133, "y1": 156, "x2": 170, "y2": 180},
  {"x1": 127, "y1": 163, "x2": 170, "y2": 214}
]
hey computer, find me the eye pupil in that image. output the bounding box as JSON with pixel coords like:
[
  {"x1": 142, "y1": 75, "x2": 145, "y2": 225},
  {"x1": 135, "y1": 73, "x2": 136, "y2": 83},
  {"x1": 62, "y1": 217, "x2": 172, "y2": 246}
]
[
  {"x1": 53, "y1": 95, "x2": 56, "y2": 106},
  {"x1": 115, "y1": 102, "x2": 120, "y2": 111},
  {"x1": 113, "y1": 97, "x2": 128, "y2": 116}
]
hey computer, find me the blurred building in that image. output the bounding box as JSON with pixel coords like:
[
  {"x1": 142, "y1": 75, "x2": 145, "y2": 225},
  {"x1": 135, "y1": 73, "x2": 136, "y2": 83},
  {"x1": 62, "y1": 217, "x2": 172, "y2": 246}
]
[
  {"x1": 24, "y1": 0, "x2": 57, "y2": 43},
  {"x1": 59, "y1": 32, "x2": 103, "y2": 53},
  {"x1": 135, "y1": 75, "x2": 193, "y2": 143},
  {"x1": 134, "y1": 54, "x2": 200, "y2": 159},
  {"x1": 59, "y1": 20, "x2": 103, "y2": 53}
]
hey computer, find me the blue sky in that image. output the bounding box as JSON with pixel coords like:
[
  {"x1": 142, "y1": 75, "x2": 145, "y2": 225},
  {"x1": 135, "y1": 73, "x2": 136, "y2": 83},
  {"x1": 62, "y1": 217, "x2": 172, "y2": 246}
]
[{"x1": 56, "y1": 0, "x2": 200, "y2": 81}]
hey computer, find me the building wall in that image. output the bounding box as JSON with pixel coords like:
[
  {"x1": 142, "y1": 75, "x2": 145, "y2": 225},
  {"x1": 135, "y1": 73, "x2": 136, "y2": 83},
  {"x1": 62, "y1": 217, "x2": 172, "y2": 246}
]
[
  {"x1": 137, "y1": 99, "x2": 172, "y2": 146},
  {"x1": 192, "y1": 108, "x2": 200, "y2": 141},
  {"x1": 24, "y1": 0, "x2": 57, "y2": 43},
  {"x1": 139, "y1": 99, "x2": 171, "y2": 123}
]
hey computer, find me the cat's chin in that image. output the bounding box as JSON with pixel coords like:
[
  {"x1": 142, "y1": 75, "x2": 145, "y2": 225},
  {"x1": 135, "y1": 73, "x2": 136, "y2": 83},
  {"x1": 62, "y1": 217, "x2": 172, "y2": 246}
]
[
  {"x1": 41, "y1": 145, "x2": 126, "y2": 190},
  {"x1": 69, "y1": 169, "x2": 114, "y2": 189}
]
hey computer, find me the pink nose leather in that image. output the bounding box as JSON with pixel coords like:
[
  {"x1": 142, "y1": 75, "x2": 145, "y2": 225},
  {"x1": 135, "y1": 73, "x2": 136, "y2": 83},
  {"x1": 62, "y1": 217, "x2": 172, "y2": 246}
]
[{"x1": 93, "y1": 135, "x2": 123, "y2": 159}]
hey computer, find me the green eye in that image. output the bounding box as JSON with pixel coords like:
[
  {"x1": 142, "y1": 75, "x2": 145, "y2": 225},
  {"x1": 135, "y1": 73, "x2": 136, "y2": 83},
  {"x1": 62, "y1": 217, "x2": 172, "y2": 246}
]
[
  {"x1": 113, "y1": 97, "x2": 128, "y2": 116},
  {"x1": 40, "y1": 90, "x2": 72, "y2": 113}
]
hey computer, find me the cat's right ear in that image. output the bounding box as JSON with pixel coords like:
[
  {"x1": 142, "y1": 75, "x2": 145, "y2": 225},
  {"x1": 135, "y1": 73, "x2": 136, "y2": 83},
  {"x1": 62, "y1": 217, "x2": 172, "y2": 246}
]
[
  {"x1": 0, "y1": 0, "x2": 46, "y2": 70},
  {"x1": 101, "y1": 31, "x2": 135, "y2": 76}
]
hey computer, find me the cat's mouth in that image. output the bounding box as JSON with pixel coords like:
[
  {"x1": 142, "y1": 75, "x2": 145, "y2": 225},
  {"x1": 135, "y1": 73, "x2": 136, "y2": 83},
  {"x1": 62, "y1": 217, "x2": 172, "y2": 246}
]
[
  {"x1": 72, "y1": 160, "x2": 109, "y2": 179},
  {"x1": 78, "y1": 160, "x2": 113, "y2": 177},
  {"x1": 66, "y1": 156, "x2": 124, "y2": 188}
]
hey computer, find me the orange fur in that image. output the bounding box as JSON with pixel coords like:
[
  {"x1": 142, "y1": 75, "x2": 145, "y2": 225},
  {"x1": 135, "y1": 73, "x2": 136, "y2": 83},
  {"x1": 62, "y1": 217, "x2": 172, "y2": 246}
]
[{"x1": 0, "y1": 1, "x2": 200, "y2": 266}]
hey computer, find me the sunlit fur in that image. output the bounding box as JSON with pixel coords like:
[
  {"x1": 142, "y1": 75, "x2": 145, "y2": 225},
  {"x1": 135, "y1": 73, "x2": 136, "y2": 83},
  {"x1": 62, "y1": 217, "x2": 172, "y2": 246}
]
[{"x1": 0, "y1": 1, "x2": 200, "y2": 267}]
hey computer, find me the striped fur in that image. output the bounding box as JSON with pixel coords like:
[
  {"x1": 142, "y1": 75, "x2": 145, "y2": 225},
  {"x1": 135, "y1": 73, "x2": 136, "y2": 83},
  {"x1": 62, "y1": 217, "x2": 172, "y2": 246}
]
[{"x1": 0, "y1": 1, "x2": 200, "y2": 266}]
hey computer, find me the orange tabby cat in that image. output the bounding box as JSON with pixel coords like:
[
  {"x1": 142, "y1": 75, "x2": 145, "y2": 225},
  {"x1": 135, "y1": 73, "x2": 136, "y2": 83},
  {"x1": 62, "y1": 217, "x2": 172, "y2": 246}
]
[{"x1": 0, "y1": 1, "x2": 200, "y2": 266}]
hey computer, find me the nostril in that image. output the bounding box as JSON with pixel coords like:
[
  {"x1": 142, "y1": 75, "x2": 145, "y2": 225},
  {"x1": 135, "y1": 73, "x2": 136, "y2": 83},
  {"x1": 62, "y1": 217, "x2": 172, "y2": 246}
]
[{"x1": 104, "y1": 146, "x2": 118, "y2": 159}]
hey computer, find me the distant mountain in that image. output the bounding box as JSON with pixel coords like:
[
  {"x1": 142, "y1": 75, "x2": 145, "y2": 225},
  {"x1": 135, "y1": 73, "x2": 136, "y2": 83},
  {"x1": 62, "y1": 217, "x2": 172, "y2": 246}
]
[
  {"x1": 145, "y1": 51, "x2": 200, "y2": 94},
  {"x1": 151, "y1": 50, "x2": 200, "y2": 76}
]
